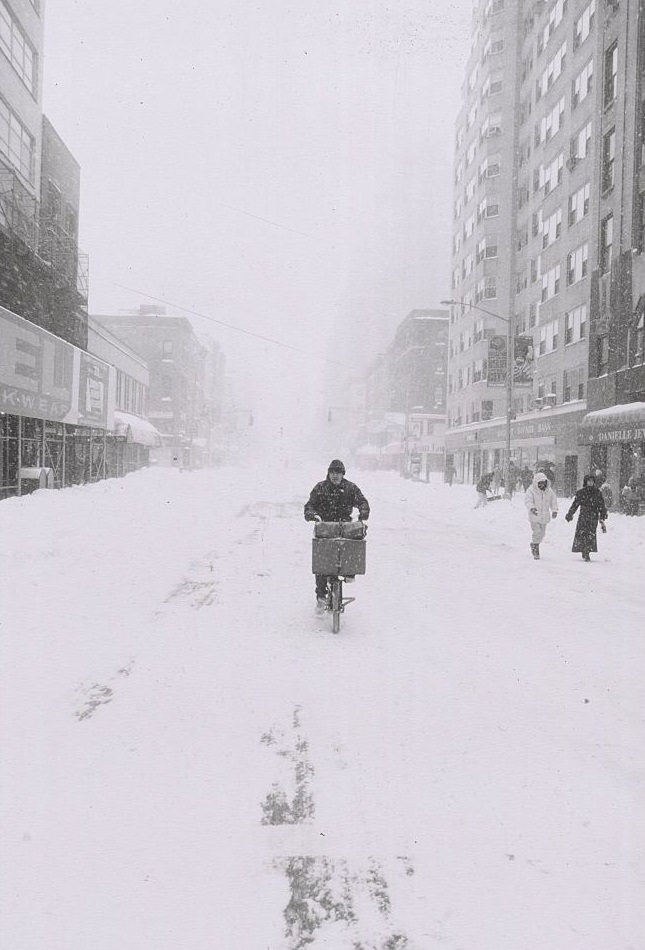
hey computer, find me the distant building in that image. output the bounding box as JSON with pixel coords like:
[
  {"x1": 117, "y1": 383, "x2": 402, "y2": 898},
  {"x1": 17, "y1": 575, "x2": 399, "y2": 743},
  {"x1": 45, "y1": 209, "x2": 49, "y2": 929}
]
[
  {"x1": 94, "y1": 307, "x2": 225, "y2": 466},
  {"x1": 386, "y1": 309, "x2": 449, "y2": 477},
  {"x1": 353, "y1": 309, "x2": 449, "y2": 475},
  {"x1": 87, "y1": 317, "x2": 162, "y2": 476}
]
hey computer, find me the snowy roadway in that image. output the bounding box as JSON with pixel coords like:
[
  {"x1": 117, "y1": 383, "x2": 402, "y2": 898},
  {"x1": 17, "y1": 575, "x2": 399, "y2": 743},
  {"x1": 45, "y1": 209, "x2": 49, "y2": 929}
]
[{"x1": 1, "y1": 463, "x2": 643, "y2": 949}]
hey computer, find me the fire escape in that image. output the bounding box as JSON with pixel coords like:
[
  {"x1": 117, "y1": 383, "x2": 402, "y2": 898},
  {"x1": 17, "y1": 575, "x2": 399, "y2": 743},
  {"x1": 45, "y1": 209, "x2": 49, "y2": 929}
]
[{"x1": 0, "y1": 160, "x2": 38, "y2": 253}]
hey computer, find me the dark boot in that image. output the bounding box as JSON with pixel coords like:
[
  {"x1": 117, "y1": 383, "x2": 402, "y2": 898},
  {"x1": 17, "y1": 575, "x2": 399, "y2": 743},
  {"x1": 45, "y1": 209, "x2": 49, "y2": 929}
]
[
  {"x1": 530, "y1": 543, "x2": 540, "y2": 560},
  {"x1": 582, "y1": 551, "x2": 591, "y2": 561}
]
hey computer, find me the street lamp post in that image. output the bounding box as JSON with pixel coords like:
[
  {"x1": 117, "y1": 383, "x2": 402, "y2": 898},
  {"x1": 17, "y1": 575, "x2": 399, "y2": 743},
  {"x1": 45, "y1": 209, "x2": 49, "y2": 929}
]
[{"x1": 441, "y1": 298, "x2": 514, "y2": 494}]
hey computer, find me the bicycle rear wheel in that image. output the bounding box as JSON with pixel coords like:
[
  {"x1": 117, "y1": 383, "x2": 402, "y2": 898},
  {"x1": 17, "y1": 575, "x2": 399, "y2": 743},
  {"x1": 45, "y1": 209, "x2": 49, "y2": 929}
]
[{"x1": 330, "y1": 578, "x2": 342, "y2": 633}]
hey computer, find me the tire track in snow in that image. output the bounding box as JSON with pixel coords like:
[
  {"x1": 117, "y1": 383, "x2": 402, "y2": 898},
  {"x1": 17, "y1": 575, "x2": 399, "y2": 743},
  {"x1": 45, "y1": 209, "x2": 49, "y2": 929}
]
[{"x1": 260, "y1": 706, "x2": 413, "y2": 948}]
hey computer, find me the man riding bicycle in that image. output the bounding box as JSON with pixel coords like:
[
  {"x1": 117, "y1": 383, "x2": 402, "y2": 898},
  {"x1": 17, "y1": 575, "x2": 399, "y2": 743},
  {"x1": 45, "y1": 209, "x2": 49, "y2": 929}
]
[{"x1": 304, "y1": 459, "x2": 370, "y2": 609}]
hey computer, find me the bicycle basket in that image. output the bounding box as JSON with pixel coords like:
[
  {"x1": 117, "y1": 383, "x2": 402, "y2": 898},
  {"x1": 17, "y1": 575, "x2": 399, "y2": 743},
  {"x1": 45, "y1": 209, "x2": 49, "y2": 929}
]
[
  {"x1": 313, "y1": 521, "x2": 366, "y2": 540},
  {"x1": 312, "y1": 538, "x2": 366, "y2": 575}
]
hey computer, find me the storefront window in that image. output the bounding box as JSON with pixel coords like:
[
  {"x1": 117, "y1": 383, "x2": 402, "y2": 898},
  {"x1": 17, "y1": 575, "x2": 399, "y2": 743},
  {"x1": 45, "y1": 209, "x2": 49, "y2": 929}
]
[
  {"x1": 21, "y1": 417, "x2": 43, "y2": 467},
  {"x1": 0, "y1": 414, "x2": 19, "y2": 497}
]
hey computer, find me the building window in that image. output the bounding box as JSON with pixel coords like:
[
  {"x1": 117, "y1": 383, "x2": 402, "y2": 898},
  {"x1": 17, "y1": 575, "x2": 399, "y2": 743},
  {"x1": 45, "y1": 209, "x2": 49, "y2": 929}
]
[
  {"x1": 631, "y1": 312, "x2": 645, "y2": 366},
  {"x1": 473, "y1": 358, "x2": 487, "y2": 382},
  {"x1": 541, "y1": 264, "x2": 561, "y2": 302},
  {"x1": 541, "y1": 152, "x2": 564, "y2": 195},
  {"x1": 563, "y1": 368, "x2": 572, "y2": 402},
  {"x1": 603, "y1": 42, "x2": 618, "y2": 108},
  {"x1": 572, "y1": 59, "x2": 593, "y2": 108},
  {"x1": 602, "y1": 128, "x2": 615, "y2": 192},
  {"x1": 161, "y1": 375, "x2": 172, "y2": 399},
  {"x1": 567, "y1": 243, "x2": 589, "y2": 285},
  {"x1": 574, "y1": 1, "x2": 596, "y2": 50},
  {"x1": 481, "y1": 400, "x2": 494, "y2": 421},
  {"x1": 162, "y1": 340, "x2": 173, "y2": 359},
  {"x1": 529, "y1": 302, "x2": 537, "y2": 328},
  {"x1": 577, "y1": 366, "x2": 586, "y2": 400},
  {"x1": 0, "y1": 2, "x2": 36, "y2": 93},
  {"x1": 542, "y1": 208, "x2": 562, "y2": 247},
  {"x1": 539, "y1": 319, "x2": 559, "y2": 355},
  {"x1": 565, "y1": 305, "x2": 587, "y2": 344},
  {"x1": 600, "y1": 214, "x2": 613, "y2": 274},
  {"x1": 597, "y1": 335, "x2": 609, "y2": 376},
  {"x1": 562, "y1": 367, "x2": 585, "y2": 402},
  {"x1": 0, "y1": 98, "x2": 34, "y2": 181},
  {"x1": 637, "y1": 192, "x2": 645, "y2": 253},
  {"x1": 568, "y1": 182, "x2": 591, "y2": 226},
  {"x1": 570, "y1": 120, "x2": 592, "y2": 166}
]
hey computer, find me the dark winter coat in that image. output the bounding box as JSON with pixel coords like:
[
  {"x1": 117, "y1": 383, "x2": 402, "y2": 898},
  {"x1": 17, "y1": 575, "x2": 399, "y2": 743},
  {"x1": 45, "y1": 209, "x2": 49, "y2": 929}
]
[
  {"x1": 476, "y1": 472, "x2": 494, "y2": 494},
  {"x1": 565, "y1": 483, "x2": 607, "y2": 553},
  {"x1": 304, "y1": 476, "x2": 370, "y2": 523}
]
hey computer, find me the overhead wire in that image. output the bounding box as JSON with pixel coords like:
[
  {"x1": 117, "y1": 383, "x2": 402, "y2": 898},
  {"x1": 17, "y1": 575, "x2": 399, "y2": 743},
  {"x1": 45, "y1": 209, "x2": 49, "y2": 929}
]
[{"x1": 108, "y1": 281, "x2": 351, "y2": 368}]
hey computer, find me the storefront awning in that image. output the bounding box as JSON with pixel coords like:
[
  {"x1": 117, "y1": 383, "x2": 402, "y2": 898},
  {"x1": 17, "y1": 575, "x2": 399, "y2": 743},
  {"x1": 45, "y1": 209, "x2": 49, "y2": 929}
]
[
  {"x1": 114, "y1": 411, "x2": 163, "y2": 447},
  {"x1": 579, "y1": 402, "x2": 645, "y2": 444}
]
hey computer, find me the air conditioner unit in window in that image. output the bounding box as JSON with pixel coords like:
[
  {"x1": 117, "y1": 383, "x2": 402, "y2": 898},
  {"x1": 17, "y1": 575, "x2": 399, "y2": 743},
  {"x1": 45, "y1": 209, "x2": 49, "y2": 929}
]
[
  {"x1": 534, "y1": 396, "x2": 545, "y2": 410},
  {"x1": 545, "y1": 393, "x2": 557, "y2": 406}
]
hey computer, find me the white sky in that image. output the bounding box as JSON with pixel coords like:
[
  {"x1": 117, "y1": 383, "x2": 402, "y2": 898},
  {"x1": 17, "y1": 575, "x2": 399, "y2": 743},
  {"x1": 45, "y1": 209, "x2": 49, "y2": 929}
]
[{"x1": 42, "y1": 0, "x2": 473, "y2": 419}]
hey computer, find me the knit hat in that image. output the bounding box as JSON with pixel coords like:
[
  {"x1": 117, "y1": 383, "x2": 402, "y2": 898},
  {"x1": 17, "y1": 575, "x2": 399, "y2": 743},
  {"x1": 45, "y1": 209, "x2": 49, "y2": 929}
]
[{"x1": 328, "y1": 459, "x2": 346, "y2": 474}]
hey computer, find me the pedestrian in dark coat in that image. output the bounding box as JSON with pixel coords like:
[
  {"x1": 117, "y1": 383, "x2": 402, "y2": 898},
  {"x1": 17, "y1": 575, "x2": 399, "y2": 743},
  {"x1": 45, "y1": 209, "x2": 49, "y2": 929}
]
[
  {"x1": 474, "y1": 472, "x2": 494, "y2": 508},
  {"x1": 304, "y1": 460, "x2": 370, "y2": 524},
  {"x1": 565, "y1": 474, "x2": 607, "y2": 561},
  {"x1": 304, "y1": 459, "x2": 370, "y2": 606}
]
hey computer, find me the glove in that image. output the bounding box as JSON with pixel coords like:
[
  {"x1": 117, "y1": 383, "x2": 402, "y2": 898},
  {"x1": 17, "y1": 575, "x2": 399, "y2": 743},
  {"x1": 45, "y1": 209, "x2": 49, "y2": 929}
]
[
  {"x1": 552, "y1": 511, "x2": 558, "y2": 519},
  {"x1": 565, "y1": 513, "x2": 572, "y2": 522},
  {"x1": 530, "y1": 508, "x2": 538, "y2": 515},
  {"x1": 600, "y1": 521, "x2": 607, "y2": 533}
]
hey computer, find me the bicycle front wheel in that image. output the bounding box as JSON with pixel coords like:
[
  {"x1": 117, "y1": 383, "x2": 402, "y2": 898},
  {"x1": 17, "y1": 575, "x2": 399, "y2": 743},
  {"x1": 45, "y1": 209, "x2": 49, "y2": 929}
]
[{"x1": 330, "y1": 578, "x2": 342, "y2": 633}]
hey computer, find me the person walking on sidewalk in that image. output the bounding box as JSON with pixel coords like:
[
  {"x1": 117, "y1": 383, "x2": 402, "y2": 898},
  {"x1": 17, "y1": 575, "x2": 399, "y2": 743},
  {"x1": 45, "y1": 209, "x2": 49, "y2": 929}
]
[
  {"x1": 565, "y1": 474, "x2": 608, "y2": 562},
  {"x1": 525, "y1": 472, "x2": 558, "y2": 559}
]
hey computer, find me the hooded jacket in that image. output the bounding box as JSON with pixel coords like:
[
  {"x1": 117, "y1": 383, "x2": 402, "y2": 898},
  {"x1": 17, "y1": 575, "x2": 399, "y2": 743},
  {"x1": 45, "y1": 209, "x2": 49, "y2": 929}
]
[
  {"x1": 304, "y1": 474, "x2": 370, "y2": 523},
  {"x1": 525, "y1": 471, "x2": 558, "y2": 524}
]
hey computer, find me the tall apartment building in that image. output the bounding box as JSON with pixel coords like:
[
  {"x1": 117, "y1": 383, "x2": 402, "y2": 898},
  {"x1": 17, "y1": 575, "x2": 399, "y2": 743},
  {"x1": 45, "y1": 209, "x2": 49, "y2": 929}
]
[
  {"x1": 446, "y1": 0, "x2": 645, "y2": 500},
  {"x1": 580, "y1": 0, "x2": 645, "y2": 497}
]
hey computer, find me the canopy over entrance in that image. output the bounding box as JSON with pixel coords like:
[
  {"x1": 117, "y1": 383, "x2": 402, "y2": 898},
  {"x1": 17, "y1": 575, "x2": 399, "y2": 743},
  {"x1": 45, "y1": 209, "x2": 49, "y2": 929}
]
[{"x1": 578, "y1": 402, "x2": 645, "y2": 444}]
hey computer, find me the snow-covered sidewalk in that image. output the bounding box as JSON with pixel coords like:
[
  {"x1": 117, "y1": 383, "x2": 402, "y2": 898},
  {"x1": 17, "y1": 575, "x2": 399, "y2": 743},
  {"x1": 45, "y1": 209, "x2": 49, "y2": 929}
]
[{"x1": 1, "y1": 465, "x2": 643, "y2": 949}]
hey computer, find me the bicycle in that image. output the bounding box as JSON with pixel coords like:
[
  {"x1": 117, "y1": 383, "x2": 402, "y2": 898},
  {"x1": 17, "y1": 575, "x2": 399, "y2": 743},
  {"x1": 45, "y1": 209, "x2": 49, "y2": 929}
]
[{"x1": 311, "y1": 520, "x2": 367, "y2": 633}]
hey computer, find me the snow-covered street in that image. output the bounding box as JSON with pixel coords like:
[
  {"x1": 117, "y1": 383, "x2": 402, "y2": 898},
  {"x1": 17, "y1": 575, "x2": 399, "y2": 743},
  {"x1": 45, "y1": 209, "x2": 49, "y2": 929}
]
[{"x1": 1, "y1": 462, "x2": 643, "y2": 949}]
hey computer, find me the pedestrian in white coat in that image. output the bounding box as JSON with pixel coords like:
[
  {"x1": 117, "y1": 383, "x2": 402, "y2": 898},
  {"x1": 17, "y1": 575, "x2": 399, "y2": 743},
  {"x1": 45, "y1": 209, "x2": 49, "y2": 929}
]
[{"x1": 524, "y1": 471, "x2": 558, "y2": 559}]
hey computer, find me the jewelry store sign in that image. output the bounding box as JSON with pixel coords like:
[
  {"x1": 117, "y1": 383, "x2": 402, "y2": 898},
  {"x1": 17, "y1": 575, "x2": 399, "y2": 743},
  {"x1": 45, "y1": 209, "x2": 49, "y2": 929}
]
[{"x1": 0, "y1": 306, "x2": 115, "y2": 428}]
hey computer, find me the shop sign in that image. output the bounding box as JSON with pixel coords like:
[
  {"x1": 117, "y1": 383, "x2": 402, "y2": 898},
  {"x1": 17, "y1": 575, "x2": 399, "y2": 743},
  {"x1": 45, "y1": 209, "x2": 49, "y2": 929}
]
[
  {"x1": 513, "y1": 418, "x2": 555, "y2": 438},
  {"x1": 585, "y1": 426, "x2": 645, "y2": 444},
  {"x1": 0, "y1": 306, "x2": 115, "y2": 429}
]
